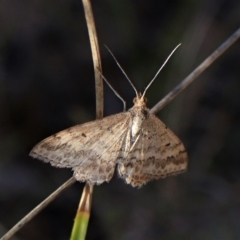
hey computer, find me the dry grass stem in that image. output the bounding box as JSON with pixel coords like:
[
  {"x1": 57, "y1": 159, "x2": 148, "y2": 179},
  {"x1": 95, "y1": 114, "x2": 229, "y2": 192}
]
[
  {"x1": 150, "y1": 26, "x2": 240, "y2": 114},
  {"x1": 0, "y1": 177, "x2": 76, "y2": 240}
]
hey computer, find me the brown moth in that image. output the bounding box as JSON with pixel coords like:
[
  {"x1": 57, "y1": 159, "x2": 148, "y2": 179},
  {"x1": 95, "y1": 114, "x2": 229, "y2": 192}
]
[{"x1": 30, "y1": 45, "x2": 188, "y2": 187}]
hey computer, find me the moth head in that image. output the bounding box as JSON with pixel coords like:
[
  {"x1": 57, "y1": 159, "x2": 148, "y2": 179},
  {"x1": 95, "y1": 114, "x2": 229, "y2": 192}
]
[{"x1": 133, "y1": 94, "x2": 147, "y2": 107}]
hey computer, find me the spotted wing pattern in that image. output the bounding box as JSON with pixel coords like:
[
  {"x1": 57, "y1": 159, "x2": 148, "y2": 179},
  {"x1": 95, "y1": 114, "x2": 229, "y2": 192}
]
[
  {"x1": 118, "y1": 114, "x2": 188, "y2": 187},
  {"x1": 30, "y1": 112, "x2": 132, "y2": 184}
]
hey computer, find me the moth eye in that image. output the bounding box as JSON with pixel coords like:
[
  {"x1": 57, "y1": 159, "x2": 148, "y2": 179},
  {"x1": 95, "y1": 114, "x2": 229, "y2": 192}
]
[{"x1": 133, "y1": 97, "x2": 137, "y2": 104}]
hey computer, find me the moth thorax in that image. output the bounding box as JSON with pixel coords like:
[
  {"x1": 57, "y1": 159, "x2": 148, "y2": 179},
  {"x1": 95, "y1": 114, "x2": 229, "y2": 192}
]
[{"x1": 130, "y1": 106, "x2": 149, "y2": 142}]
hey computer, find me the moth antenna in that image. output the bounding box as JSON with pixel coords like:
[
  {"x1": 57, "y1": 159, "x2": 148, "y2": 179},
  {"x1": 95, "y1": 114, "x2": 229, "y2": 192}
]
[
  {"x1": 142, "y1": 43, "x2": 181, "y2": 98},
  {"x1": 104, "y1": 45, "x2": 139, "y2": 97},
  {"x1": 96, "y1": 68, "x2": 126, "y2": 111}
]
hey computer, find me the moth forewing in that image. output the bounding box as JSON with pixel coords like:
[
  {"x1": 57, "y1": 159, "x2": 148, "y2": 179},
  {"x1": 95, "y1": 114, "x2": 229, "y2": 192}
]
[{"x1": 116, "y1": 97, "x2": 187, "y2": 187}]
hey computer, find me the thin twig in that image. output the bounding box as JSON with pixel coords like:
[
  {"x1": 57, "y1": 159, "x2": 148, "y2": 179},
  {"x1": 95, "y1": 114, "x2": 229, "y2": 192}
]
[
  {"x1": 150, "y1": 26, "x2": 240, "y2": 114},
  {"x1": 70, "y1": 183, "x2": 93, "y2": 240},
  {"x1": 82, "y1": 0, "x2": 103, "y2": 119},
  {"x1": 71, "y1": 0, "x2": 103, "y2": 239},
  {"x1": 0, "y1": 177, "x2": 76, "y2": 240}
]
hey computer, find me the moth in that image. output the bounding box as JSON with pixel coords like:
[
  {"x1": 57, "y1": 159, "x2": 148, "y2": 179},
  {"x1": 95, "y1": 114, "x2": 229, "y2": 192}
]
[{"x1": 30, "y1": 45, "x2": 188, "y2": 187}]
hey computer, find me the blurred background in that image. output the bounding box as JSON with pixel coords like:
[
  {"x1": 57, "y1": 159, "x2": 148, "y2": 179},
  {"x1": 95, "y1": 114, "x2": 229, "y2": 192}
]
[{"x1": 0, "y1": 0, "x2": 240, "y2": 239}]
